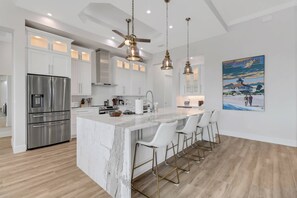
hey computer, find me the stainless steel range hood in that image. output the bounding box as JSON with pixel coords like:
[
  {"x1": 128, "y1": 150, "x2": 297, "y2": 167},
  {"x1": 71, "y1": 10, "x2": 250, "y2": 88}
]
[{"x1": 92, "y1": 49, "x2": 116, "y2": 86}]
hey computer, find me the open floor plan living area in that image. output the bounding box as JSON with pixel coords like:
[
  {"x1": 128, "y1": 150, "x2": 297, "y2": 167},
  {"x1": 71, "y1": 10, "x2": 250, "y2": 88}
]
[{"x1": 0, "y1": 0, "x2": 297, "y2": 198}]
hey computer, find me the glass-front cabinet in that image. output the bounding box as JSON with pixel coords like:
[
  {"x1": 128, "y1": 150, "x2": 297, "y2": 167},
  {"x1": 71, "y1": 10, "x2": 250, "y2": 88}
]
[
  {"x1": 180, "y1": 65, "x2": 203, "y2": 96},
  {"x1": 27, "y1": 27, "x2": 72, "y2": 56},
  {"x1": 71, "y1": 46, "x2": 92, "y2": 63}
]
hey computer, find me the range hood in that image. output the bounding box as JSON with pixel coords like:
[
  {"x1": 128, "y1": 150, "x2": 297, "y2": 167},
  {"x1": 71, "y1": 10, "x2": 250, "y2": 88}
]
[{"x1": 92, "y1": 49, "x2": 116, "y2": 86}]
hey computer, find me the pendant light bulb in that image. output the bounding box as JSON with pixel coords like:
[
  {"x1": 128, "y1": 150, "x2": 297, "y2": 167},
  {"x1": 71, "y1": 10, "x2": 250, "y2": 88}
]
[
  {"x1": 161, "y1": 0, "x2": 173, "y2": 70},
  {"x1": 183, "y1": 17, "x2": 193, "y2": 75}
]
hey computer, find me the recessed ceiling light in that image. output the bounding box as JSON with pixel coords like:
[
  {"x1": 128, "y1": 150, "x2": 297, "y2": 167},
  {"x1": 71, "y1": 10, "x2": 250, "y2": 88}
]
[
  {"x1": 146, "y1": 10, "x2": 151, "y2": 14},
  {"x1": 47, "y1": 13, "x2": 52, "y2": 17},
  {"x1": 112, "y1": 37, "x2": 115, "y2": 40},
  {"x1": 169, "y1": 25, "x2": 173, "y2": 29},
  {"x1": 140, "y1": 47, "x2": 143, "y2": 50},
  {"x1": 190, "y1": 57, "x2": 193, "y2": 60}
]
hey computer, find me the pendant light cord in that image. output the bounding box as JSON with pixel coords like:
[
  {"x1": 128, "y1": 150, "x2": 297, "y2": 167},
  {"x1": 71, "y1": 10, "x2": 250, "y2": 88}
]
[
  {"x1": 166, "y1": 2, "x2": 169, "y2": 51},
  {"x1": 132, "y1": 0, "x2": 135, "y2": 35},
  {"x1": 187, "y1": 18, "x2": 190, "y2": 62}
]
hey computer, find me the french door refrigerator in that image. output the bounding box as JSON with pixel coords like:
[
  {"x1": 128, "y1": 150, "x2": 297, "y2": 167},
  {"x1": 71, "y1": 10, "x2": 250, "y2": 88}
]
[{"x1": 27, "y1": 74, "x2": 71, "y2": 149}]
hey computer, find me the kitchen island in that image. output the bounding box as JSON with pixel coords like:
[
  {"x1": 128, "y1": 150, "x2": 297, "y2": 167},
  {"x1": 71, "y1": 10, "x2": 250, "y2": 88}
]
[{"x1": 76, "y1": 108, "x2": 203, "y2": 198}]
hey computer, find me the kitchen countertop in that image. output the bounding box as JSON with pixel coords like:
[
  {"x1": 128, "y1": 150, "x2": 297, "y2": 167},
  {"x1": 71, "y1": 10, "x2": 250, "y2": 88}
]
[{"x1": 78, "y1": 107, "x2": 204, "y2": 131}]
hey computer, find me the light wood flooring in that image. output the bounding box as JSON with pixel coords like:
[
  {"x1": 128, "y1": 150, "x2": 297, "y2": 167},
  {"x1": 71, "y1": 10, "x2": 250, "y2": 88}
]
[{"x1": 1, "y1": 136, "x2": 297, "y2": 198}]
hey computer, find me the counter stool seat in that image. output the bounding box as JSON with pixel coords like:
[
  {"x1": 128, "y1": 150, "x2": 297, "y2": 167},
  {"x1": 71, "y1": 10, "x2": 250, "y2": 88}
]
[{"x1": 131, "y1": 121, "x2": 179, "y2": 198}]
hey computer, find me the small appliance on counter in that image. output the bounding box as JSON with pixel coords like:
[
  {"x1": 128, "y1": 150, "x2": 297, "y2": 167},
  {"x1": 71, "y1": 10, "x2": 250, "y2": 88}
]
[
  {"x1": 198, "y1": 100, "x2": 204, "y2": 106},
  {"x1": 99, "y1": 106, "x2": 119, "y2": 114},
  {"x1": 104, "y1": 100, "x2": 110, "y2": 106}
]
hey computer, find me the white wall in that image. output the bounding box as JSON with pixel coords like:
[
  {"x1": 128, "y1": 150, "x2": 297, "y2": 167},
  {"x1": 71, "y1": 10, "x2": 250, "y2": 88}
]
[
  {"x1": 152, "y1": 8, "x2": 297, "y2": 146},
  {"x1": 0, "y1": 41, "x2": 13, "y2": 75},
  {"x1": 0, "y1": 0, "x2": 27, "y2": 153}
]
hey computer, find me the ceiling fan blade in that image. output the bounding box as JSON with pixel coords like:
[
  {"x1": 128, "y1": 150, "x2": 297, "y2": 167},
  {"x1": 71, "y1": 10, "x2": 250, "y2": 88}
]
[
  {"x1": 112, "y1": 30, "x2": 126, "y2": 38},
  {"x1": 135, "y1": 38, "x2": 151, "y2": 43},
  {"x1": 118, "y1": 42, "x2": 125, "y2": 48}
]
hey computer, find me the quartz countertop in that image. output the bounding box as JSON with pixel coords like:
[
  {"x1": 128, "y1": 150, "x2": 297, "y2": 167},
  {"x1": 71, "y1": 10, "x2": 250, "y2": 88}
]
[{"x1": 78, "y1": 108, "x2": 204, "y2": 131}]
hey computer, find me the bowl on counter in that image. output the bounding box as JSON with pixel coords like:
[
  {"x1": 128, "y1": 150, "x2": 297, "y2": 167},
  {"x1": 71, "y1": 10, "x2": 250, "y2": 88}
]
[{"x1": 109, "y1": 110, "x2": 122, "y2": 117}]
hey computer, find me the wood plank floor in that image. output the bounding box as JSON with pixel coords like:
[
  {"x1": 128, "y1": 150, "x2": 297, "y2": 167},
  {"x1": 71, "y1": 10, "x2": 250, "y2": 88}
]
[
  {"x1": 1, "y1": 136, "x2": 297, "y2": 198},
  {"x1": 0, "y1": 137, "x2": 110, "y2": 198}
]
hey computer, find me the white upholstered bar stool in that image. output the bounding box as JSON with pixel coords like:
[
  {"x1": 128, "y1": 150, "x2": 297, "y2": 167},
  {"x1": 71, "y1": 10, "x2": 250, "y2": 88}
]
[
  {"x1": 131, "y1": 121, "x2": 179, "y2": 198},
  {"x1": 165, "y1": 115, "x2": 200, "y2": 172},
  {"x1": 195, "y1": 111, "x2": 213, "y2": 151},
  {"x1": 209, "y1": 110, "x2": 221, "y2": 145}
]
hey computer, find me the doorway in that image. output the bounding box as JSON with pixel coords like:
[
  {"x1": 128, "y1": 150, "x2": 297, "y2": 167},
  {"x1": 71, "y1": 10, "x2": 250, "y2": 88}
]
[{"x1": 0, "y1": 29, "x2": 13, "y2": 138}]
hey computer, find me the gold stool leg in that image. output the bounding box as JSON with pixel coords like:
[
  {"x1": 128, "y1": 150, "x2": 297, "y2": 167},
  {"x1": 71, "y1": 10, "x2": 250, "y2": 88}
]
[
  {"x1": 171, "y1": 141, "x2": 180, "y2": 185},
  {"x1": 154, "y1": 148, "x2": 160, "y2": 198},
  {"x1": 216, "y1": 122, "x2": 221, "y2": 143},
  {"x1": 207, "y1": 126, "x2": 213, "y2": 151}
]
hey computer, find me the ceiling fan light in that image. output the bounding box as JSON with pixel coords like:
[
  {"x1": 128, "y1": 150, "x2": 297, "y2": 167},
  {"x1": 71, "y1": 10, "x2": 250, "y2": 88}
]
[
  {"x1": 161, "y1": 50, "x2": 173, "y2": 70},
  {"x1": 126, "y1": 40, "x2": 143, "y2": 62},
  {"x1": 124, "y1": 39, "x2": 131, "y2": 46},
  {"x1": 183, "y1": 61, "x2": 193, "y2": 75}
]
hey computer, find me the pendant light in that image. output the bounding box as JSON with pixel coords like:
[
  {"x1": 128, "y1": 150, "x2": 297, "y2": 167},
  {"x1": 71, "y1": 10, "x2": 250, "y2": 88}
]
[
  {"x1": 161, "y1": 0, "x2": 173, "y2": 70},
  {"x1": 183, "y1": 18, "x2": 193, "y2": 75},
  {"x1": 126, "y1": 0, "x2": 143, "y2": 62}
]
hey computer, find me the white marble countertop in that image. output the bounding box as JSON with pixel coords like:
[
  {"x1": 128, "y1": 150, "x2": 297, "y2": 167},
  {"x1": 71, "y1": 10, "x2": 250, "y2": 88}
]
[{"x1": 78, "y1": 108, "x2": 204, "y2": 131}]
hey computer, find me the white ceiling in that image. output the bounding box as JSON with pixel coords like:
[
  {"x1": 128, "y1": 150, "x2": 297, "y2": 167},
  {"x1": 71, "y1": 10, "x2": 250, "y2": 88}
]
[{"x1": 14, "y1": 0, "x2": 296, "y2": 54}]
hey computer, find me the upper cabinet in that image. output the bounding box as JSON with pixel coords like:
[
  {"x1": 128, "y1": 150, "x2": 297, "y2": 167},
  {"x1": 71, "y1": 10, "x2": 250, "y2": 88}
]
[
  {"x1": 112, "y1": 56, "x2": 147, "y2": 96},
  {"x1": 180, "y1": 65, "x2": 204, "y2": 96},
  {"x1": 26, "y1": 27, "x2": 73, "y2": 78},
  {"x1": 71, "y1": 46, "x2": 91, "y2": 62}
]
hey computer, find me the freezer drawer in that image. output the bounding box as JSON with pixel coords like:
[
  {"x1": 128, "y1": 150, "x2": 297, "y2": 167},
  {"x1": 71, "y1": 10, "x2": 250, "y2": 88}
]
[
  {"x1": 28, "y1": 111, "x2": 70, "y2": 124},
  {"x1": 27, "y1": 120, "x2": 70, "y2": 149}
]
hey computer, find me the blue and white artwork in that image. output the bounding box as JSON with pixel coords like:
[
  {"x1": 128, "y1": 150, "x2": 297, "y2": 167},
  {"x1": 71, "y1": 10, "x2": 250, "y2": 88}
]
[{"x1": 223, "y1": 55, "x2": 265, "y2": 112}]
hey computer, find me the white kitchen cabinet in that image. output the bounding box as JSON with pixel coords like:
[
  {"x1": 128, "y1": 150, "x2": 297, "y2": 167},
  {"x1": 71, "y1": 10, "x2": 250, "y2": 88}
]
[
  {"x1": 27, "y1": 49, "x2": 71, "y2": 77},
  {"x1": 71, "y1": 46, "x2": 93, "y2": 96},
  {"x1": 71, "y1": 107, "x2": 99, "y2": 137},
  {"x1": 27, "y1": 49, "x2": 51, "y2": 75},
  {"x1": 180, "y1": 65, "x2": 203, "y2": 96},
  {"x1": 26, "y1": 27, "x2": 73, "y2": 77},
  {"x1": 112, "y1": 57, "x2": 147, "y2": 96},
  {"x1": 71, "y1": 59, "x2": 92, "y2": 96}
]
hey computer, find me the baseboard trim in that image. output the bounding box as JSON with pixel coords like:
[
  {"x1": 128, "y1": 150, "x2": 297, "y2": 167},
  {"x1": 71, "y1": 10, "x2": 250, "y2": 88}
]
[
  {"x1": 0, "y1": 130, "x2": 11, "y2": 138},
  {"x1": 13, "y1": 144, "x2": 27, "y2": 154},
  {"x1": 221, "y1": 130, "x2": 297, "y2": 147}
]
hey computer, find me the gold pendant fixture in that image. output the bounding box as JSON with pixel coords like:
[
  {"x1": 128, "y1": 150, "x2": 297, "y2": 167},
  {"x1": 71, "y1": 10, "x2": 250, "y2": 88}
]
[
  {"x1": 161, "y1": 0, "x2": 173, "y2": 70},
  {"x1": 183, "y1": 18, "x2": 193, "y2": 75}
]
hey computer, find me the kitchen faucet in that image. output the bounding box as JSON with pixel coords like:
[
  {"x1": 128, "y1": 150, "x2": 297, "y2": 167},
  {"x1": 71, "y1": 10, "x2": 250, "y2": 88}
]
[{"x1": 146, "y1": 90, "x2": 155, "y2": 112}]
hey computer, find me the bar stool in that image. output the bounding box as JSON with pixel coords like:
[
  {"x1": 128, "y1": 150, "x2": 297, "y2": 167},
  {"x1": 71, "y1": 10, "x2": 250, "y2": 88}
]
[
  {"x1": 209, "y1": 110, "x2": 221, "y2": 144},
  {"x1": 131, "y1": 121, "x2": 179, "y2": 198},
  {"x1": 195, "y1": 111, "x2": 213, "y2": 151},
  {"x1": 164, "y1": 115, "x2": 200, "y2": 172}
]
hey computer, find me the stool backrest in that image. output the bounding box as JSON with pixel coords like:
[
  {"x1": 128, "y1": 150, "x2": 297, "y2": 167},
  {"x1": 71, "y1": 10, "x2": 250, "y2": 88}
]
[
  {"x1": 181, "y1": 115, "x2": 200, "y2": 134},
  {"x1": 150, "y1": 121, "x2": 178, "y2": 148},
  {"x1": 210, "y1": 110, "x2": 220, "y2": 123},
  {"x1": 197, "y1": 111, "x2": 212, "y2": 128}
]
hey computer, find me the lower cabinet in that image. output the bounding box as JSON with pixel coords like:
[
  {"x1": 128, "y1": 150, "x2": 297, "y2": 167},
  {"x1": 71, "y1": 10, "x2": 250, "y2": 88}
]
[{"x1": 71, "y1": 107, "x2": 99, "y2": 137}]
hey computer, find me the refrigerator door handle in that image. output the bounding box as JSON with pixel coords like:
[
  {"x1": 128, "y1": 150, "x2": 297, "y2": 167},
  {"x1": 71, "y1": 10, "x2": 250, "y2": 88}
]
[{"x1": 32, "y1": 122, "x2": 65, "y2": 128}]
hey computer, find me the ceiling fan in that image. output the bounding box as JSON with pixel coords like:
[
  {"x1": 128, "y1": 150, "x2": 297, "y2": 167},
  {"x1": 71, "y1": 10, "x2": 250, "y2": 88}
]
[{"x1": 112, "y1": 0, "x2": 151, "y2": 49}]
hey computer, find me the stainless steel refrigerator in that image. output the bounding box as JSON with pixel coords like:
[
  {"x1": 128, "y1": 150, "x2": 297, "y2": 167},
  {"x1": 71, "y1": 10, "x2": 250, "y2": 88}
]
[{"x1": 27, "y1": 74, "x2": 71, "y2": 149}]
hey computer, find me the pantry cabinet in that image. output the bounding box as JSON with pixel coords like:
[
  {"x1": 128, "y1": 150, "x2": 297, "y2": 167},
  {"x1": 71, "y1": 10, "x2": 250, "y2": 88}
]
[{"x1": 71, "y1": 46, "x2": 93, "y2": 96}]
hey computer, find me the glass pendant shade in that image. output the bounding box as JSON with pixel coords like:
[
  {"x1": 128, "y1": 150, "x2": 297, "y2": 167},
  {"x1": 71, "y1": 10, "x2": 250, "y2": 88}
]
[
  {"x1": 183, "y1": 61, "x2": 193, "y2": 75},
  {"x1": 126, "y1": 40, "x2": 143, "y2": 62},
  {"x1": 161, "y1": 50, "x2": 173, "y2": 70}
]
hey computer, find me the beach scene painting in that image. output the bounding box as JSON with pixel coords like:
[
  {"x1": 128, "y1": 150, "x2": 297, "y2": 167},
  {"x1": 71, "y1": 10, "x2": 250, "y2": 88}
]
[{"x1": 223, "y1": 55, "x2": 265, "y2": 111}]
